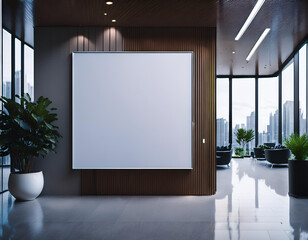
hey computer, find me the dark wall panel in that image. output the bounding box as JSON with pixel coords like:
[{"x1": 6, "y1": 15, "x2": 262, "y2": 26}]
[
  {"x1": 82, "y1": 27, "x2": 216, "y2": 195},
  {"x1": 34, "y1": 27, "x2": 122, "y2": 195}
]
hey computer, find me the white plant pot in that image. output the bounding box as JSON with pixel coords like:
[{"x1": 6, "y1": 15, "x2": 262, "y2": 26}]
[{"x1": 8, "y1": 171, "x2": 44, "y2": 201}]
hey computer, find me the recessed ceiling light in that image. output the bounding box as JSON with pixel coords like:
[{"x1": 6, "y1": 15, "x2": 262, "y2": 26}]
[
  {"x1": 232, "y1": 51, "x2": 235, "y2": 54},
  {"x1": 235, "y1": 0, "x2": 265, "y2": 41},
  {"x1": 246, "y1": 28, "x2": 270, "y2": 62},
  {"x1": 106, "y1": 1, "x2": 113, "y2": 5},
  {"x1": 104, "y1": 13, "x2": 107, "y2": 16},
  {"x1": 112, "y1": 19, "x2": 116, "y2": 23}
]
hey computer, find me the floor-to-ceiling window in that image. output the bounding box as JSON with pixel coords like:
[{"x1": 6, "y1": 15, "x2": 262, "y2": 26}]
[
  {"x1": 15, "y1": 38, "x2": 22, "y2": 101},
  {"x1": 258, "y1": 77, "x2": 279, "y2": 145},
  {"x1": 1, "y1": 29, "x2": 34, "y2": 193},
  {"x1": 216, "y1": 41, "x2": 307, "y2": 152},
  {"x1": 216, "y1": 78, "x2": 229, "y2": 146},
  {"x1": 282, "y1": 61, "x2": 294, "y2": 141},
  {"x1": 232, "y1": 78, "x2": 255, "y2": 153},
  {"x1": 2, "y1": 30, "x2": 12, "y2": 192},
  {"x1": 299, "y1": 44, "x2": 307, "y2": 136},
  {"x1": 3, "y1": 29, "x2": 11, "y2": 99},
  {"x1": 24, "y1": 45, "x2": 34, "y2": 100}
]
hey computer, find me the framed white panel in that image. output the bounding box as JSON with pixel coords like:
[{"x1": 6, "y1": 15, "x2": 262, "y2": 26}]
[{"x1": 72, "y1": 52, "x2": 193, "y2": 169}]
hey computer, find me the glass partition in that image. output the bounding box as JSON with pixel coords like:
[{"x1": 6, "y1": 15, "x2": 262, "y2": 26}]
[
  {"x1": 24, "y1": 45, "x2": 34, "y2": 100},
  {"x1": 15, "y1": 38, "x2": 21, "y2": 101},
  {"x1": 282, "y1": 61, "x2": 294, "y2": 140},
  {"x1": 216, "y1": 78, "x2": 229, "y2": 146},
  {"x1": 2, "y1": 29, "x2": 12, "y2": 192},
  {"x1": 232, "y1": 78, "x2": 255, "y2": 154},
  {"x1": 258, "y1": 77, "x2": 279, "y2": 145},
  {"x1": 299, "y1": 44, "x2": 307, "y2": 136},
  {"x1": 3, "y1": 29, "x2": 11, "y2": 99}
]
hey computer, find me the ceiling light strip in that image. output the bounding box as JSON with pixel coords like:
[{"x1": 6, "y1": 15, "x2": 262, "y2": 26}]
[
  {"x1": 246, "y1": 28, "x2": 270, "y2": 61},
  {"x1": 235, "y1": 0, "x2": 265, "y2": 41}
]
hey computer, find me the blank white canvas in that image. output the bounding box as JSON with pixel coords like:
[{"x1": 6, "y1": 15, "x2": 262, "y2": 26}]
[{"x1": 72, "y1": 52, "x2": 192, "y2": 169}]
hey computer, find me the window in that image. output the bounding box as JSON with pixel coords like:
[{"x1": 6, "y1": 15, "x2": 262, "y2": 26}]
[
  {"x1": 299, "y1": 44, "x2": 307, "y2": 136},
  {"x1": 216, "y1": 78, "x2": 229, "y2": 146},
  {"x1": 232, "y1": 78, "x2": 255, "y2": 153},
  {"x1": 258, "y1": 77, "x2": 279, "y2": 145},
  {"x1": 24, "y1": 45, "x2": 34, "y2": 100},
  {"x1": 2, "y1": 29, "x2": 12, "y2": 191},
  {"x1": 282, "y1": 61, "x2": 294, "y2": 140},
  {"x1": 15, "y1": 38, "x2": 22, "y2": 101},
  {"x1": 2, "y1": 30, "x2": 34, "y2": 192},
  {"x1": 3, "y1": 29, "x2": 11, "y2": 99}
]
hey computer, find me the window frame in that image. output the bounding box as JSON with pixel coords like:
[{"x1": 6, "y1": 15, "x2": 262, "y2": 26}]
[
  {"x1": 216, "y1": 39, "x2": 308, "y2": 146},
  {"x1": 1, "y1": 28, "x2": 34, "y2": 193}
]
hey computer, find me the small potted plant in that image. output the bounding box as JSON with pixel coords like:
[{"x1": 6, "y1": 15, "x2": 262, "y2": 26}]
[
  {"x1": 0, "y1": 94, "x2": 61, "y2": 201},
  {"x1": 234, "y1": 147, "x2": 244, "y2": 158},
  {"x1": 234, "y1": 128, "x2": 255, "y2": 157},
  {"x1": 284, "y1": 133, "x2": 308, "y2": 198}
]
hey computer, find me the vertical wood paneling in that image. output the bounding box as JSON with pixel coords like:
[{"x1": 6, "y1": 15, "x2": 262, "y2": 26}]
[
  {"x1": 103, "y1": 28, "x2": 110, "y2": 51},
  {"x1": 109, "y1": 28, "x2": 116, "y2": 51},
  {"x1": 88, "y1": 28, "x2": 96, "y2": 51},
  {"x1": 116, "y1": 28, "x2": 123, "y2": 51},
  {"x1": 95, "y1": 28, "x2": 103, "y2": 51},
  {"x1": 81, "y1": 27, "x2": 216, "y2": 195}
]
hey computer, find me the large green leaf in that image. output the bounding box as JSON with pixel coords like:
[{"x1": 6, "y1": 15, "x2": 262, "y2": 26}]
[
  {"x1": 234, "y1": 128, "x2": 246, "y2": 145},
  {"x1": 284, "y1": 133, "x2": 308, "y2": 160},
  {"x1": 0, "y1": 95, "x2": 62, "y2": 173}
]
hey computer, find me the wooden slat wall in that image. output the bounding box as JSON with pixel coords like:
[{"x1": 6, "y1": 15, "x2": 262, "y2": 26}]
[{"x1": 81, "y1": 27, "x2": 216, "y2": 195}]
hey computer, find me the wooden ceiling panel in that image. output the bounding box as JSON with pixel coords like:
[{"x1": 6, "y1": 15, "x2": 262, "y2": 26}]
[{"x1": 34, "y1": 0, "x2": 217, "y2": 27}]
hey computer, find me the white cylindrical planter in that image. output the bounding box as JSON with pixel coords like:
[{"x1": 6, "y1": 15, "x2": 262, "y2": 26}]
[{"x1": 8, "y1": 171, "x2": 44, "y2": 201}]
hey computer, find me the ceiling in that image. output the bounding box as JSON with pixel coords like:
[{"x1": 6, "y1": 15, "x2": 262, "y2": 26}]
[
  {"x1": 217, "y1": 0, "x2": 308, "y2": 76},
  {"x1": 33, "y1": 0, "x2": 217, "y2": 27},
  {"x1": 3, "y1": 0, "x2": 308, "y2": 76}
]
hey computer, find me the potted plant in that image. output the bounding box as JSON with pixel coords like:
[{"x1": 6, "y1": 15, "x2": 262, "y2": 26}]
[
  {"x1": 0, "y1": 94, "x2": 61, "y2": 201},
  {"x1": 284, "y1": 133, "x2": 308, "y2": 198},
  {"x1": 234, "y1": 128, "x2": 255, "y2": 157},
  {"x1": 234, "y1": 147, "x2": 245, "y2": 158}
]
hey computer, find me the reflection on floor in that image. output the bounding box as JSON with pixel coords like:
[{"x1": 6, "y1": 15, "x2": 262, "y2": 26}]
[
  {"x1": 2, "y1": 166, "x2": 10, "y2": 191},
  {"x1": 1, "y1": 158, "x2": 308, "y2": 240}
]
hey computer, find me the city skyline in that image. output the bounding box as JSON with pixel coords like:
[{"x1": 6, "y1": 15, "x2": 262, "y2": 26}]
[
  {"x1": 3, "y1": 70, "x2": 34, "y2": 100},
  {"x1": 217, "y1": 100, "x2": 306, "y2": 149}
]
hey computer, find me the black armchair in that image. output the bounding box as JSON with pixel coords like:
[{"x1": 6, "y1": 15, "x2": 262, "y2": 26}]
[
  {"x1": 264, "y1": 148, "x2": 290, "y2": 165},
  {"x1": 216, "y1": 150, "x2": 232, "y2": 166},
  {"x1": 254, "y1": 147, "x2": 265, "y2": 160}
]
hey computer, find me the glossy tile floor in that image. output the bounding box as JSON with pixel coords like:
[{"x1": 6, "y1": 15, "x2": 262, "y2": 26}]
[{"x1": 1, "y1": 158, "x2": 308, "y2": 240}]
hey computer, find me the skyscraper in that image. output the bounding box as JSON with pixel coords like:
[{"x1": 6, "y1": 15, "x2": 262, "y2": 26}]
[
  {"x1": 283, "y1": 101, "x2": 294, "y2": 139},
  {"x1": 3, "y1": 81, "x2": 11, "y2": 98},
  {"x1": 246, "y1": 111, "x2": 255, "y2": 152},
  {"x1": 15, "y1": 70, "x2": 21, "y2": 97},
  {"x1": 300, "y1": 109, "x2": 306, "y2": 135},
  {"x1": 216, "y1": 118, "x2": 229, "y2": 146}
]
